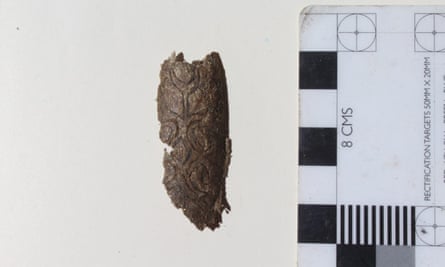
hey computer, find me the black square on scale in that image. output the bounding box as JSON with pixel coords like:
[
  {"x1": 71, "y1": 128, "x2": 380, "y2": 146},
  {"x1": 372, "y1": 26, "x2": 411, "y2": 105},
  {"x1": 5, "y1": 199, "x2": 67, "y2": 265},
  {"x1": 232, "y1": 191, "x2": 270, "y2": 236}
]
[
  {"x1": 337, "y1": 245, "x2": 376, "y2": 267},
  {"x1": 298, "y1": 204, "x2": 337, "y2": 244},
  {"x1": 299, "y1": 127, "x2": 337, "y2": 166},
  {"x1": 299, "y1": 51, "x2": 337, "y2": 89}
]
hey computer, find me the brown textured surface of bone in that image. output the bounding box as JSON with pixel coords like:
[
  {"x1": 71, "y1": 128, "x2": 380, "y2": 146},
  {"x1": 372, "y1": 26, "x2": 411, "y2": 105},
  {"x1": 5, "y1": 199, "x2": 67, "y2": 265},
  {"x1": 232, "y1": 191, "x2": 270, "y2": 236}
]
[{"x1": 157, "y1": 51, "x2": 231, "y2": 230}]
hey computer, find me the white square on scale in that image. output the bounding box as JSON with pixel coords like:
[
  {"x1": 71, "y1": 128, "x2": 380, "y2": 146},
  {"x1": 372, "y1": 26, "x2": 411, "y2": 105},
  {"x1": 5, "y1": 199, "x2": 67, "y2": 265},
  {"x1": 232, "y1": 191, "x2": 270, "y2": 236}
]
[
  {"x1": 298, "y1": 166, "x2": 336, "y2": 205},
  {"x1": 300, "y1": 13, "x2": 338, "y2": 51},
  {"x1": 299, "y1": 90, "x2": 337, "y2": 128},
  {"x1": 298, "y1": 244, "x2": 336, "y2": 267},
  {"x1": 416, "y1": 247, "x2": 445, "y2": 267}
]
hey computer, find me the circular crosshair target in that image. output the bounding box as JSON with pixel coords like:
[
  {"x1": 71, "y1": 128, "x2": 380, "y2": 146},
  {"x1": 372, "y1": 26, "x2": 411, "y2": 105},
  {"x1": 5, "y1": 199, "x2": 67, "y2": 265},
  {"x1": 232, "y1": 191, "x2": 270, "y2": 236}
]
[
  {"x1": 415, "y1": 14, "x2": 445, "y2": 52},
  {"x1": 338, "y1": 14, "x2": 377, "y2": 52},
  {"x1": 416, "y1": 206, "x2": 445, "y2": 246}
]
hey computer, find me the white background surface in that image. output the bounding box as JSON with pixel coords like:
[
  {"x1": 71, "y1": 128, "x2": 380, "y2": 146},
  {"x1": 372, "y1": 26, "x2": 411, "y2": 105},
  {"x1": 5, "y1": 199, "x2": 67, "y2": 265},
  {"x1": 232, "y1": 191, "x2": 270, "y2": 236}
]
[
  {"x1": 0, "y1": 1, "x2": 297, "y2": 266},
  {"x1": 0, "y1": 0, "x2": 441, "y2": 266}
]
